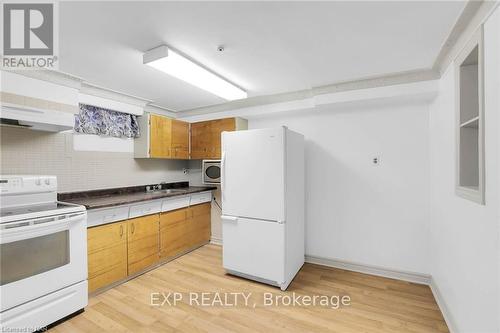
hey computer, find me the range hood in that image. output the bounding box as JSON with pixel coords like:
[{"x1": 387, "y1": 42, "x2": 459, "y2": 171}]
[{"x1": 0, "y1": 105, "x2": 75, "y2": 132}]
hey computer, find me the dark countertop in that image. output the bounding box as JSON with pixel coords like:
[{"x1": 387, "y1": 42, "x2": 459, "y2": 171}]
[{"x1": 58, "y1": 181, "x2": 216, "y2": 210}]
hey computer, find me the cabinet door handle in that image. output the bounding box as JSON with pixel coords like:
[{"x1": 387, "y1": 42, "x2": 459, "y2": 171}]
[
  {"x1": 119, "y1": 225, "x2": 123, "y2": 237},
  {"x1": 131, "y1": 223, "x2": 135, "y2": 234}
]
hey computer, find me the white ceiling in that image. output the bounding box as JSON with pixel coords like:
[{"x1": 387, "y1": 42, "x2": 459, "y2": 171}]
[{"x1": 59, "y1": 1, "x2": 466, "y2": 112}]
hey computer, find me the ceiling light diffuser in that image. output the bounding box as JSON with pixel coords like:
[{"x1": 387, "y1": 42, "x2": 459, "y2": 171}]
[{"x1": 143, "y1": 45, "x2": 247, "y2": 101}]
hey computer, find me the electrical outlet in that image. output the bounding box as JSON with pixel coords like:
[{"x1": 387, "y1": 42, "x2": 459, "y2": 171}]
[{"x1": 372, "y1": 156, "x2": 380, "y2": 166}]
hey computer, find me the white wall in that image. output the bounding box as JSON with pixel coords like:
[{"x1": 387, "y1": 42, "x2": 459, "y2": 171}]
[
  {"x1": 0, "y1": 127, "x2": 189, "y2": 192},
  {"x1": 428, "y1": 7, "x2": 499, "y2": 333},
  {"x1": 247, "y1": 101, "x2": 431, "y2": 275}
]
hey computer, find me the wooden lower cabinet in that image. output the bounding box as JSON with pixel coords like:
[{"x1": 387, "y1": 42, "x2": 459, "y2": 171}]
[
  {"x1": 190, "y1": 203, "x2": 211, "y2": 246},
  {"x1": 87, "y1": 221, "x2": 128, "y2": 293},
  {"x1": 127, "y1": 214, "x2": 160, "y2": 275},
  {"x1": 159, "y1": 208, "x2": 190, "y2": 259},
  {"x1": 159, "y1": 203, "x2": 211, "y2": 260},
  {"x1": 87, "y1": 203, "x2": 211, "y2": 293}
]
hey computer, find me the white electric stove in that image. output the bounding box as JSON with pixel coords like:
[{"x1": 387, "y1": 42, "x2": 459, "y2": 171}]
[{"x1": 0, "y1": 175, "x2": 88, "y2": 331}]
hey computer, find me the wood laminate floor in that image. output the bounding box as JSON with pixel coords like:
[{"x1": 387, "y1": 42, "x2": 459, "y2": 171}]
[{"x1": 52, "y1": 245, "x2": 448, "y2": 333}]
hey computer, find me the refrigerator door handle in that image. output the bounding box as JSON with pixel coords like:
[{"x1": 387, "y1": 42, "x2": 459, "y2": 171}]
[
  {"x1": 221, "y1": 215, "x2": 238, "y2": 223},
  {"x1": 221, "y1": 151, "x2": 226, "y2": 203}
]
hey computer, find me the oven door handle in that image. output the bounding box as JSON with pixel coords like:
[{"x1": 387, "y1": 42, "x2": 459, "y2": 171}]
[{"x1": 0, "y1": 212, "x2": 86, "y2": 244}]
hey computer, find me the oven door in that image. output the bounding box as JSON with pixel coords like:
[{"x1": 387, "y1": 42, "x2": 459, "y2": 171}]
[
  {"x1": 202, "y1": 160, "x2": 221, "y2": 184},
  {"x1": 0, "y1": 211, "x2": 87, "y2": 312}
]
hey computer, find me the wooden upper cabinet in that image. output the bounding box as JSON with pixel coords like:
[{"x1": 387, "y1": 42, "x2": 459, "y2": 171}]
[
  {"x1": 149, "y1": 114, "x2": 172, "y2": 158},
  {"x1": 135, "y1": 113, "x2": 246, "y2": 160},
  {"x1": 191, "y1": 121, "x2": 212, "y2": 160},
  {"x1": 135, "y1": 113, "x2": 189, "y2": 159},
  {"x1": 171, "y1": 120, "x2": 189, "y2": 159},
  {"x1": 211, "y1": 118, "x2": 237, "y2": 159},
  {"x1": 191, "y1": 117, "x2": 247, "y2": 159}
]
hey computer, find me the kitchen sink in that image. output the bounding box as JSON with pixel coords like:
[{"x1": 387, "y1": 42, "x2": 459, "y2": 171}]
[
  {"x1": 159, "y1": 189, "x2": 187, "y2": 194},
  {"x1": 146, "y1": 184, "x2": 189, "y2": 194}
]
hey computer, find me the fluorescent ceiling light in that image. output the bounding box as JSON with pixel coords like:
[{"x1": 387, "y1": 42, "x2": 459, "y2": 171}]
[{"x1": 143, "y1": 45, "x2": 247, "y2": 101}]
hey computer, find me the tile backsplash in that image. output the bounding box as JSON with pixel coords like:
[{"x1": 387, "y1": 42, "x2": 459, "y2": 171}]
[{"x1": 0, "y1": 127, "x2": 189, "y2": 192}]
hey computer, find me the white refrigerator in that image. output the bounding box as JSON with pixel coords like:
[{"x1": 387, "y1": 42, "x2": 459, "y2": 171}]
[{"x1": 221, "y1": 126, "x2": 304, "y2": 290}]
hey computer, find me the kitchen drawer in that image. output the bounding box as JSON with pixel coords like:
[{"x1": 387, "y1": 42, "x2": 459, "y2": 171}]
[
  {"x1": 87, "y1": 206, "x2": 130, "y2": 228},
  {"x1": 190, "y1": 191, "x2": 212, "y2": 206},
  {"x1": 129, "y1": 200, "x2": 162, "y2": 218},
  {"x1": 161, "y1": 195, "x2": 190, "y2": 212}
]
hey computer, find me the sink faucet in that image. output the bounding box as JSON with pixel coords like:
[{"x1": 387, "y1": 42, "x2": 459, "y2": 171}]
[{"x1": 146, "y1": 183, "x2": 162, "y2": 192}]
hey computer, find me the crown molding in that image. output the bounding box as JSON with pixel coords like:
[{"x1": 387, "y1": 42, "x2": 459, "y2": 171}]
[
  {"x1": 178, "y1": 79, "x2": 439, "y2": 122},
  {"x1": 4, "y1": 69, "x2": 84, "y2": 89},
  {"x1": 80, "y1": 82, "x2": 151, "y2": 108},
  {"x1": 177, "y1": 68, "x2": 439, "y2": 118},
  {"x1": 2, "y1": 69, "x2": 153, "y2": 111},
  {"x1": 433, "y1": 0, "x2": 499, "y2": 74},
  {"x1": 143, "y1": 104, "x2": 177, "y2": 118},
  {"x1": 432, "y1": 1, "x2": 483, "y2": 73}
]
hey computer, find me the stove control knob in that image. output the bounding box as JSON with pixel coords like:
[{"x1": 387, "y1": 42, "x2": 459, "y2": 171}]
[
  {"x1": 35, "y1": 178, "x2": 41, "y2": 186},
  {"x1": 44, "y1": 178, "x2": 50, "y2": 185}
]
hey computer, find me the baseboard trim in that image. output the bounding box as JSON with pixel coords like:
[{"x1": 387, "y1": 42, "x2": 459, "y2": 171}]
[
  {"x1": 210, "y1": 237, "x2": 222, "y2": 245},
  {"x1": 206, "y1": 246, "x2": 456, "y2": 331},
  {"x1": 304, "y1": 255, "x2": 458, "y2": 331},
  {"x1": 304, "y1": 255, "x2": 431, "y2": 285},
  {"x1": 430, "y1": 278, "x2": 458, "y2": 333}
]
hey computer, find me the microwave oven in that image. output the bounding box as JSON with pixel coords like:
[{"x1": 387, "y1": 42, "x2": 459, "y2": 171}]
[{"x1": 202, "y1": 160, "x2": 221, "y2": 184}]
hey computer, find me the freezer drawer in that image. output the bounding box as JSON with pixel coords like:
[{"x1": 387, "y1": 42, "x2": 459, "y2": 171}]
[{"x1": 222, "y1": 216, "x2": 284, "y2": 284}]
